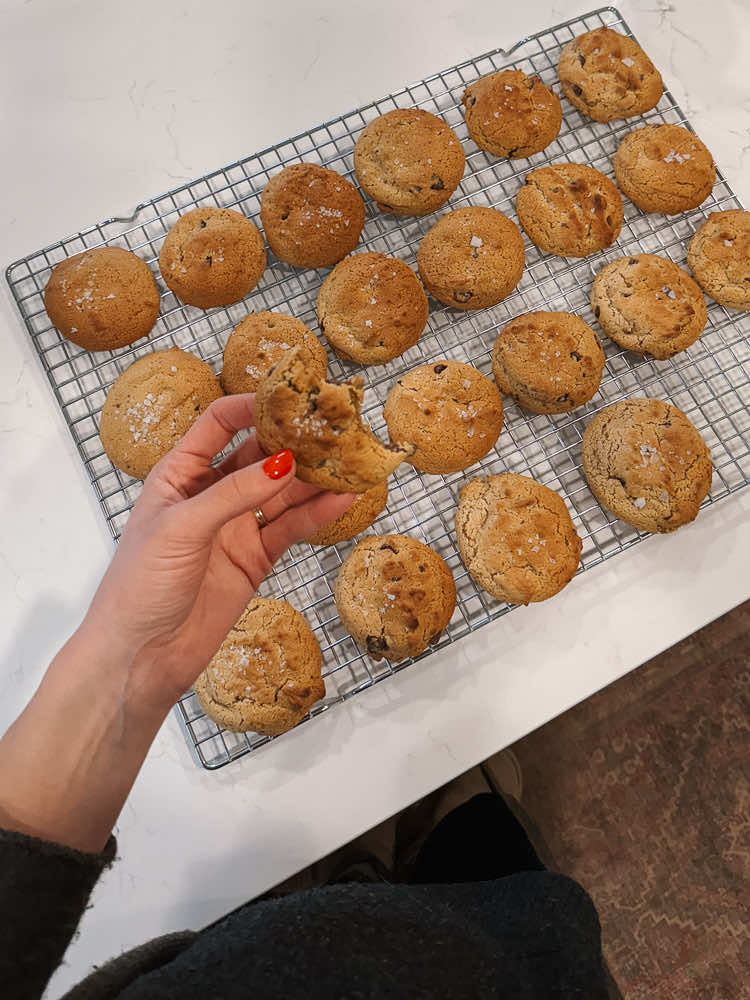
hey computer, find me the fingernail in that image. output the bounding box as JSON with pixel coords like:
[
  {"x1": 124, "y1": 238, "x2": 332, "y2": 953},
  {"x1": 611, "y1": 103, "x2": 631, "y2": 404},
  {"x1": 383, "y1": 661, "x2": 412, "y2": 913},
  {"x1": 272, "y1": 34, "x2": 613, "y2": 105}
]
[{"x1": 263, "y1": 449, "x2": 294, "y2": 480}]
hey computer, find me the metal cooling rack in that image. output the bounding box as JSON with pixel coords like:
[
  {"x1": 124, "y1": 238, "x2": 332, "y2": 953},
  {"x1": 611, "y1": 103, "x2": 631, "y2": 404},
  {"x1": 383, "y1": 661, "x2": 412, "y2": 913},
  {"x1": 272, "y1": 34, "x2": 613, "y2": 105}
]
[{"x1": 7, "y1": 6, "x2": 750, "y2": 769}]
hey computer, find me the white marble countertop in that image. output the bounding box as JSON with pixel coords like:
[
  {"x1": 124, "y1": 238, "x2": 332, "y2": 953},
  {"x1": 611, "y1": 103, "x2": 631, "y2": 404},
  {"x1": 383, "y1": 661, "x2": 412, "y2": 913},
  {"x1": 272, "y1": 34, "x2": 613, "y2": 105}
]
[{"x1": 0, "y1": 0, "x2": 748, "y2": 995}]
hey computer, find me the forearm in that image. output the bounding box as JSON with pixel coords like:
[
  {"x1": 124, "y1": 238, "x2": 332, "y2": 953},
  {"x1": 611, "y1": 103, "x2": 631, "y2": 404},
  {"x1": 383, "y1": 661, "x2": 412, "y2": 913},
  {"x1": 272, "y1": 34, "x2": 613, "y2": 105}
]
[{"x1": 0, "y1": 618, "x2": 168, "y2": 854}]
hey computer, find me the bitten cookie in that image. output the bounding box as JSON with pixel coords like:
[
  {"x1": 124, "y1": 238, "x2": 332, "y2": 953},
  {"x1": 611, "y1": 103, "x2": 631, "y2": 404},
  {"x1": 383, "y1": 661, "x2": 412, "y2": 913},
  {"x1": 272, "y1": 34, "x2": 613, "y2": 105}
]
[
  {"x1": 100, "y1": 347, "x2": 223, "y2": 480},
  {"x1": 254, "y1": 346, "x2": 412, "y2": 493},
  {"x1": 492, "y1": 311, "x2": 605, "y2": 413},
  {"x1": 159, "y1": 207, "x2": 265, "y2": 309},
  {"x1": 613, "y1": 124, "x2": 715, "y2": 215},
  {"x1": 334, "y1": 534, "x2": 456, "y2": 661},
  {"x1": 316, "y1": 252, "x2": 428, "y2": 364},
  {"x1": 687, "y1": 209, "x2": 750, "y2": 310},
  {"x1": 353, "y1": 108, "x2": 465, "y2": 216},
  {"x1": 557, "y1": 26, "x2": 663, "y2": 123},
  {"x1": 220, "y1": 312, "x2": 328, "y2": 395},
  {"x1": 193, "y1": 598, "x2": 324, "y2": 736},
  {"x1": 44, "y1": 247, "x2": 160, "y2": 352},
  {"x1": 305, "y1": 482, "x2": 388, "y2": 546},
  {"x1": 383, "y1": 361, "x2": 503, "y2": 475},
  {"x1": 260, "y1": 163, "x2": 365, "y2": 269},
  {"x1": 416, "y1": 207, "x2": 525, "y2": 310},
  {"x1": 582, "y1": 398, "x2": 712, "y2": 533},
  {"x1": 591, "y1": 254, "x2": 707, "y2": 359},
  {"x1": 516, "y1": 163, "x2": 623, "y2": 257},
  {"x1": 455, "y1": 474, "x2": 582, "y2": 605},
  {"x1": 462, "y1": 69, "x2": 562, "y2": 159}
]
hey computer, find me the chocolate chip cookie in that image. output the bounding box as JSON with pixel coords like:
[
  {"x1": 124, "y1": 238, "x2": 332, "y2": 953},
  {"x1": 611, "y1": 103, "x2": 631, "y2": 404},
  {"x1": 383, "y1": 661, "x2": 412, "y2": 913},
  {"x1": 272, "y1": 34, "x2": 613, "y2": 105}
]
[
  {"x1": 516, "y1": 163, "x2": 623, "y2": 257},
  {"x1": 462, "y1": 69, "x2": 562, "y2": 158},
  {"x1": 383, "y1": 360, "x2": 504, "y2": 474},
  {"x1": 334, "y1": 534, "x2": 456, "y2": 661},
  {"x1": 317, "y1": 252, "x2": 428, "y2": 364},
  {"x1": 582, "y1": 397, "x2": 713, "y2": 533},
  {"x1": 492, "y1": 311, "x2": 605, "y2": 413},
  {"x1": 416, "y1": 206, "x2": 525, "y2": 310},
  {"x1": 591, "y1": 254, "x2": 707, "y2": 358},
  {"x1": 305, "y1": 482, "x2": 389, "y2": 546},
  {"x1": 220, "y1": 311, "x2": 328, "y2": 395},
  {"x1": 353, "y1": 108, "x2": 465, "y2": 216},
  {"x1": 687, "y1": 209, "x2": 750, "y2": 310},
  {"x1": 455, "y1": 473, "x2": 582, "y2": 605}
]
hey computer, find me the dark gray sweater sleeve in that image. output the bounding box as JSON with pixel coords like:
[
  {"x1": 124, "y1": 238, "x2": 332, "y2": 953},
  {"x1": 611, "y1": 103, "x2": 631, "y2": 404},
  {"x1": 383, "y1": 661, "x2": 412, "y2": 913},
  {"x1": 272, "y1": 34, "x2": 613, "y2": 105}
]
[{"x1": 0, "y1": 828, "x2": 116, "y2": 1000}]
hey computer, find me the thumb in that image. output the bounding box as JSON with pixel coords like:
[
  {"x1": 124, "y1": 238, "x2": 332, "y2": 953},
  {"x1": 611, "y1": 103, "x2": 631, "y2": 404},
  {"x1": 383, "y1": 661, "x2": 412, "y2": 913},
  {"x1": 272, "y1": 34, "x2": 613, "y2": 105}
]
[{"x1": 181, "y1": 449, "x2": 295, "y2": 539}]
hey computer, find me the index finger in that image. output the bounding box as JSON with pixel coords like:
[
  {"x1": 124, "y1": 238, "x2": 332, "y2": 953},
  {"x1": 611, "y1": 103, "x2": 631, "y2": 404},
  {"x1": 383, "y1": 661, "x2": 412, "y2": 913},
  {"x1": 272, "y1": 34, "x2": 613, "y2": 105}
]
[{"x1": 172, "y1": 394, "x2": 256, "y2": 466}]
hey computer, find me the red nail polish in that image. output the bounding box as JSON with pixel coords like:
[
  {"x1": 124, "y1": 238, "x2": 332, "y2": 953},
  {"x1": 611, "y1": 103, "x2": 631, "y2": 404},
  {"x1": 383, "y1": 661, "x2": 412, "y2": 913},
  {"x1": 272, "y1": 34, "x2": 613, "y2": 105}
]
[{"x1": 263, "y1": 449, "x2": 294, "y2": 480}]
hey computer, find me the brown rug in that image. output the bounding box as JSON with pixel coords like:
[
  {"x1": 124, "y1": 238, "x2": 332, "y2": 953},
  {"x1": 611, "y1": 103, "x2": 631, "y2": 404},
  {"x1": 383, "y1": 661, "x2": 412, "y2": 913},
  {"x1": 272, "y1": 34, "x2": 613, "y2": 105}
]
[{"x1": 513, "y1": 599, "x2": 750, "y2": 1000}]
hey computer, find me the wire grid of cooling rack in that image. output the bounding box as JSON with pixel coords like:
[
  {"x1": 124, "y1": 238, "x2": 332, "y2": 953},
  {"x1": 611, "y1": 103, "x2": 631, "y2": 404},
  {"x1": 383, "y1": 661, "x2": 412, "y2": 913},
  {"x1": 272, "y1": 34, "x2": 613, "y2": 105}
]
[{"x1": 6, "y1": 7, "x2": 750, "y2": 769}]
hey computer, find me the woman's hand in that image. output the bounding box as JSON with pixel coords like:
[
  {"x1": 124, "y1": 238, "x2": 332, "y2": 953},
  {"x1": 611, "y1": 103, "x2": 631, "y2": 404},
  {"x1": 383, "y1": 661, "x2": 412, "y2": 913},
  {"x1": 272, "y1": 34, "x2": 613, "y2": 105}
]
[
  {"x1": 0, "y1": 394, "x2": 353, "y2": 852},
  {"x1": 87, "y1": 393, "x2": 354, "y2": 712}
]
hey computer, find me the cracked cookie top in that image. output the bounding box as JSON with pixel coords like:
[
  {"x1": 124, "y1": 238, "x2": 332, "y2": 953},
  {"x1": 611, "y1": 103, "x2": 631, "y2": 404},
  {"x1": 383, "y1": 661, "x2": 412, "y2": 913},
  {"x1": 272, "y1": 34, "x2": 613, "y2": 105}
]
[
  {"x1": 417, "y1": 206, "x2": 525, "y2": 311},
  {"x1": 591, "y1": 254, "x2": 706, "y2": 359},
  {"x1": 260, "y1": 162, "x2": 365, "y2": 269},
  {"x1": 455, "y1": 473, "x2": 582, "y2": 605},
  {"x1": 582, "y1": 397, "x2": 712, "y2": 533},
  {"x1": 687, "y1": 209, "x2": 750, "y2": 311},
  {"x1": 193, "y1": 597, "x2": 324, "y2": 736},
  {"x1": 557, "y1": 27, "x2": 663, "y2": 124},
  {"x1": 353, "y1": 108, "x2": 465, "y2": 217},
  {"x1": 613, "y1": 124, "x2": 715, "y2": 216},
  {"x1": 99, "y1": 346, "x2": 223, "y2": 480},
  {"x1": 254, "y1": 346, "x2": 413, "y2": 493},
  {"x1": 334, "y1": 534, "x2": 456, "y2": 662},
  {"x1": 462, "y1": 68, "x2": 561, "y2": 159},
  {"x1": 492, "y1": 310, "x2": 605, "y2": 413},
  {"x1": 158, "y1": 206, "x2": 266, "y2": 309},
  {"x1": 383, "y1": 360, "x2": 504, "y2": 475},
  {"x1": 516, "y1": 163, "x2": 623, "y2": 258}
]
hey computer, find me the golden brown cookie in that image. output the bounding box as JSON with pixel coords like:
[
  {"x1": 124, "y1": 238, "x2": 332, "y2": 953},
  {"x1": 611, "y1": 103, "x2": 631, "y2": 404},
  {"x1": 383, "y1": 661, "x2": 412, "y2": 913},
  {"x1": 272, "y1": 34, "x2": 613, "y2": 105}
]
[
  {"x1": 613, "y1": 124, "x2": 715, "y2": 215},
  {"x1": 193, "y1": 598, "x2": 324, "y2": 736},
  {"x1": 44, "y1": 247, "x2": 160, "y2": 352},
  {"x1": 159, "y1": 207, "x2": 265, "y2": 309},
  {"x1": 316, "y1": 252, "x2": 428, "y2": 364},
  {"x1": 591, "y1": 254, "x2": 707, "y2": 359},
  {"x1": 492, "y1": 311, "x2": 605, "y2": 413},
  {"x1": 254, "y1": 346, "x2": 412, "y2": 493},
  {"x1": 462, "y1": 69, "x2": 562, "y2": 159},
  {"x1": 687, "y1": 209, "x2": 750, "y2": 310},
  {"x1": 557, "y1": 26, "x2": 663, "y2": 123},
  {"x1": 305, "y1": 482, "x2": 389, "y2": 546},
  {"x1": 516, "y1": 163, "x2": 623, "y2": 258},
  {"x1": 259, "y1": 163, "x2": 365, "y2": 269},
  {"x1": 220, "y1": 312, "x2": 328, "y2": 395},
  {"x1": 334, "y1": 534, "x2": 456, "y2": 661},
  {"x1": 582, "y1": 398, "x2": 712, "y2": 533},
  {"x1": 383, "y1": 361, "x2": 503, "y2": 475},
  {"x1": 100, "y1": 347, "x2": 223, "y2": 480},
  {"x1": 416, "y1": 207, "x2": 525, "y2": 310},
  {"x1": 353, "y1": 108, "x2": 465, "y2": 216},
  {"x1": 455, "y1": 474, "x2": 582, "y2": 605}
]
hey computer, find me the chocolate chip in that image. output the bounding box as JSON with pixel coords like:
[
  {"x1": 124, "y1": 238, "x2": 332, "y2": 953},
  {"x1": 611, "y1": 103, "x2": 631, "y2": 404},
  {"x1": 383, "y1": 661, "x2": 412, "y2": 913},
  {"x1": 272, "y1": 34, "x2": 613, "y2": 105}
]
[
  {"x1": 465, "y1": 94, "x2": 476, "y2": 107},
  {"x1": 379, "y1": 543, "x2": 397, "y2": 553},
  {"x1": 205, "y1": 255, "x2": 212, "y2": 266},
  {"x1": 433, "y1": 364, "x2": 448, "y2": 374},
  {"x1": 366, "y1": 635, "x2": 389, "y2": 654},
  {"x1": 281, "y1": 212, "x2": 289, "y2": 220},
  {"x1": 453, "y1": 290, "x2": 473, "y2": 304},
  {"x1": 406, "y1": 618, "x2": 419, "y2": 631},
  {"x1": 556, "y1": 393, "x2": 569, "y2": 403},
  {"x1": 570, "y1": 350, "x2": 582, "y2": 361},
  {"x1": 200, "y1": 219, "x2": 207, "y2": 228},
  {"x1": 594, "y1": 305, "x2": 601, "y2": 317},
  {"x1": 506, "y1": 147, "x2": 519, "y2": 157},
  {"x1": 605, "y1": 215, "x2": 613, "y2": 226},
  {"x1": 628, "y1": 258, "x2": 638, "y2": 265},
  {"x1": 593, "y1": 193, "x2": 603, "y2": 208},
  {"x1": 572, "y1": 84, "x2": 583, "y2": 96},
  {"x1": 430, "y1": 175, "x2": 445, "y2": 191},
  {"x1": 577, "y1": 54, "x2": 586, "y2": 67}
]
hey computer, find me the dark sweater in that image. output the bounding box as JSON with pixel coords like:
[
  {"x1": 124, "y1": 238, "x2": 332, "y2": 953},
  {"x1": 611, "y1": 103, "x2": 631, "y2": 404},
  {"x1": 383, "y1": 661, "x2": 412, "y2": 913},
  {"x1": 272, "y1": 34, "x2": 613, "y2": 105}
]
[{"x1": 0, "y1": 827, "x2": 609, "y2": 999}]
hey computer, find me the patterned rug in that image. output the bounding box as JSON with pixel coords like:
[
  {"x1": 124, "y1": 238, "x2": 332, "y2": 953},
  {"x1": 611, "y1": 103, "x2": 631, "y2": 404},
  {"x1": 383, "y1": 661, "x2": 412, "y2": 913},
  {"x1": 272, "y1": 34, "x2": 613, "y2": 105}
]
[{"x1": 513, "y1": 600, "x2": 750, "y2": 999}]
